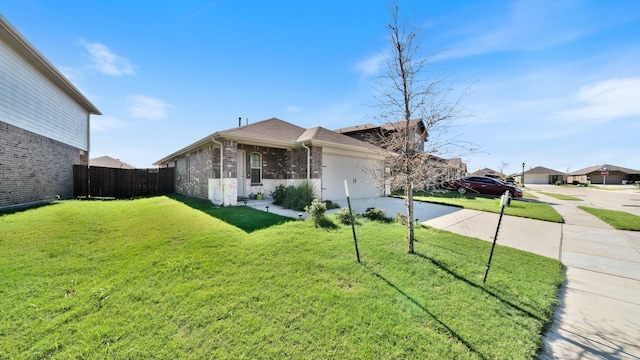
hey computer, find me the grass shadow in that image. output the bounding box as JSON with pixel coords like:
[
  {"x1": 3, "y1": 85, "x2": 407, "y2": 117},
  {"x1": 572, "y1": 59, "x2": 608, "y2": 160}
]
[
  {"x1": 0, "y1": 200, "x2": 62, "y2": 216},
  {"x1": 168, "y1": 194, "x2": 295, "y2": 233},
  {"x1": 362, "y1": 263, "x2": 487, "y2": 360},
  {"x1": 413, "y1": 251, "x2": 546, "y2": 324},
  {"x1": 317, "y1": 216, "x2": 339, "y2": 230}
]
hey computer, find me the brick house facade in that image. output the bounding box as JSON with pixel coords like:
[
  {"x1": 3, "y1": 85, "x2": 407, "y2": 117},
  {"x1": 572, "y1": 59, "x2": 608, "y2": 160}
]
[{"x1": 155, "y1": 118, "x2": 383, "y2": 205}]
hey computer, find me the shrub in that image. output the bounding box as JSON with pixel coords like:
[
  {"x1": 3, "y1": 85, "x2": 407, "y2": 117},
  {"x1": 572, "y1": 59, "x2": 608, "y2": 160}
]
[
  {"x1": 304, "y1": 199, "x2": 327, "y2": 228},
  {"x1": 323, "y1": 200, "x2": 341, "y2": 210},
  {"x1": 271, "y1": 184, "x2": 287, "y2": 205},
  {"x1": 364, "y1": 207, "x2": 387, "y2": 221},
  {"x1": 394, "y1": 211, "x2": 408, "y2": 225},
  {"x1": 335, "y1": 207, "x2": 356, "y2": 225},
  {"x1": 282, "y1": 181, "x2": 314, "y2": 211}
]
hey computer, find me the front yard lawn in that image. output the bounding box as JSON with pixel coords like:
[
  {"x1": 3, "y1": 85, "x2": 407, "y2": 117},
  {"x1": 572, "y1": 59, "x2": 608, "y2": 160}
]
[
  {"x1": 578, "y1": 206, "x2": 640, "y2": 231},
  {"x1": 537, "y1": 192, "x2": 582, "y2": 201},
  {"x1": 410, "y1": 191, "x2": 564, "y2": 223},
  {"x1": 0, "y1": 196, "x2": 563, "y2": 359}
]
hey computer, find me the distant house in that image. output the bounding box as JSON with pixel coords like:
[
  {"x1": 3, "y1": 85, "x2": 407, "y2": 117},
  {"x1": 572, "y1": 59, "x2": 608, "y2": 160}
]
[
  {"x1": 336, "y1": 119, "x2": 467, "y2": 184},
  {"x1": 470, "y1": 168, "x2": 503, "y2": 179},
  {"x1": 0, "y1": 15, "x2": 101, "y2": 211},
  {"x1": 514, "y1": 166, "x2": 566, "y2": 185},
  {"x1": 90, "y1": 156, "x2": 136, "y2": 169},
  {"x1": 154, "y1": 118, "x2": 385, "y2": 205},
  {"x1": 336, "y1": 119, "x2": 426, "y2": 154},
  {"x1": 567, "y1": 164, "x2": 640, "y2": 185}
]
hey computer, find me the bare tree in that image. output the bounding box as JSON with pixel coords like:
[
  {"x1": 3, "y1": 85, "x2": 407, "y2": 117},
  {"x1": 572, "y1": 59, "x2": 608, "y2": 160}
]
[
  {"x1": 370, "y1": 3, "x2": 475, "y2": 254},
  {"x1": 499, "y1": 161, "x2": 509, "y2": 180}
]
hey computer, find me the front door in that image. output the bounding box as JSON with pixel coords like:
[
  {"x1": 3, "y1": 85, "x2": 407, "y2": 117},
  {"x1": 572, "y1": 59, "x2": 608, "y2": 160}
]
[{"x1": 237, "y1": 151, "x2": 246, "y2": 198}]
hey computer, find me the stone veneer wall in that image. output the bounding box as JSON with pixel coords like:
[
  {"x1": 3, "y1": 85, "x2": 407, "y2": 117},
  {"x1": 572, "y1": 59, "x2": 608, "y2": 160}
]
[{"x1": 0, "y1": 120, "x2": 86, "y2": 210}]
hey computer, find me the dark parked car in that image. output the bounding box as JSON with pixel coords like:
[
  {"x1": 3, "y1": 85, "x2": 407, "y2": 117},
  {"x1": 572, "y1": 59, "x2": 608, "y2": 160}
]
[{"x1": 449, "y1": 176, "x2": 523, "y2": 198}]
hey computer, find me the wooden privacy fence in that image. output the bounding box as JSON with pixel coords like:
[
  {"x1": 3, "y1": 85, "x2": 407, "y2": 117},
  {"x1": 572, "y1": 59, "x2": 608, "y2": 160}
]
[{"x1": 74, "y1": 165, "x2": 175, "y2": 198}]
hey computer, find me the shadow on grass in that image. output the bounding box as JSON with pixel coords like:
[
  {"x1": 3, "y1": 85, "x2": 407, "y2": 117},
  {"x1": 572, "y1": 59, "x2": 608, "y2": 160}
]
[
  {"x1": 362, "y1": 263, "x2": 487, "y2": 360},
  {"x1": 413, "y1": 251, "x2": 546, "y2": 324},
  {"x1": 168, "y1": 194, "x2": 295, "y2": 233},
  {"x1": 317, "y1": 216, "x2": 339, "y2": 230},
  {"x1": 0, "y1": 200, "x2": 62, "y2": 216}
]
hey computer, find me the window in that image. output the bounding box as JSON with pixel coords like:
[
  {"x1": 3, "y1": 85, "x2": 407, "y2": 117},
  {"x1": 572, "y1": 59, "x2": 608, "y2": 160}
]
[{"x1": 250, "y1": 152, "x2": 262, "y2": 184}]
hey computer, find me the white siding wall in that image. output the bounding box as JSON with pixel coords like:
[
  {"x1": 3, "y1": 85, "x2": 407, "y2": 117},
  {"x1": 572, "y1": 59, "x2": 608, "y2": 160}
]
[
  {"x1": 322, "y1": 148, "x2": 381, "y2": 200},
  {"x1": 525, "y1": 174, "x2": 550, "y2": 184},
  {"x1": 0, "y1": 41, "x2": 88, "y2": 150}
]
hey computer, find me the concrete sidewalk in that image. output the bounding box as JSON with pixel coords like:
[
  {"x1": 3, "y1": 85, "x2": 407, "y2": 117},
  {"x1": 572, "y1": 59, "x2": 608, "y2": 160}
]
[{"x1": 425, "y1": 193, "x2": 640, "y2": 359}]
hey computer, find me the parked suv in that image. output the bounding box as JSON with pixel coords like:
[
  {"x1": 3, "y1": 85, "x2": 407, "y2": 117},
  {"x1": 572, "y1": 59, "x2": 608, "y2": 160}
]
[{"x1": 450, "y1": 176, "x2": 523, "y2": 198}]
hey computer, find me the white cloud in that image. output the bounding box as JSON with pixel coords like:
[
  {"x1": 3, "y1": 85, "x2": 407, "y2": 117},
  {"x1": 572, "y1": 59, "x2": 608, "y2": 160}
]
[
  {"x1": 81, "y1": 40, "x2": 136, "y2": 76},
  {"x1": 91, "y1": 115, "x2": 129, "y2": 131},
  {"x1": 285, "y1": 106, "x2": 301, "y2": 113},
  {"x1": 355, "y1": 53, "x2": 386, "y2": 76},
  {"x1": 128, "y1": 95, "x2": 172, "y2": 121},
  {"x1": 556, "y1": 77, "x2": 640, "y2": 122}
]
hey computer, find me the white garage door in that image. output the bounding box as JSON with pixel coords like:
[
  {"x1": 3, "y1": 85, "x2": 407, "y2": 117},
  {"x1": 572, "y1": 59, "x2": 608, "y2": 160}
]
[{"x1": 322, "y1": 151, "x2": 380, "y2": 201}]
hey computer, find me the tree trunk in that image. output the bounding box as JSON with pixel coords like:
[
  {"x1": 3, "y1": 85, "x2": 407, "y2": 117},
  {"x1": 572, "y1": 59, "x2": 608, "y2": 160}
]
[{"x1": 407, "y1": 179, "x2": 415, "y2": 253}]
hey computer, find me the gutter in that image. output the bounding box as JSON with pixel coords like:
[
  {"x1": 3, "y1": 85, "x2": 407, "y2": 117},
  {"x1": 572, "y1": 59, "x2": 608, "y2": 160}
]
[
  {"x1": 301, "y1": 143, "x2": 311, "y2": 180},
  {"x1": 211, "y1": 138, "x2": 224, "y2": 205}
]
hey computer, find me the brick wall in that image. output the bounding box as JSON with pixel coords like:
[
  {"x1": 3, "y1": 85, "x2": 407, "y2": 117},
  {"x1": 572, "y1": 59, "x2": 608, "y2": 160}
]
[
  {"x1": 174, "y1": 145, "x2": 217, "y2": 198},
  {"x1": 0, "y1": 120, "x2": 86, "y2": 209},
  {"x1": 170, "y1": 141, "x2": 326, "y2": 199}
]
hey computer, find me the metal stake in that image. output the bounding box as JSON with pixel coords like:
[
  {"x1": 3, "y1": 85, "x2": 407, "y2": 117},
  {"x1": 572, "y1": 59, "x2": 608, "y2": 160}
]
[{"x1": 344, "y1": 180, "x2": 360, "y2": 263}]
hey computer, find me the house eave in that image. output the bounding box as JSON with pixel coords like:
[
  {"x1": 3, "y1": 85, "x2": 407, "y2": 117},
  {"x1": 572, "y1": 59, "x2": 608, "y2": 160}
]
[{"x1": 0, "y1": 15, "x2": 101, "y2": 115}]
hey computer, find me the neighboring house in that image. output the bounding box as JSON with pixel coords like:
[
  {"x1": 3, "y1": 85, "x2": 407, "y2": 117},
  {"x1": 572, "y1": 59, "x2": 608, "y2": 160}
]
[
  {"x1": 567, "y1": 164, "x2": 640, "y2": 185},
  {"x1": 470, "y1": 168, "x2": 503, "y2": 179},
  {"x1": 514, "y1": 166, "x2": 566, "y2": 185},
  {"x1": 0, "y1": 15, "x2": 101, "y2": 211},
  {"x1": 154, "y1": 118, "x2": 385, "y2": 205},
  {"x1": 90, "y1": 156, "x2": 136, "y2": 169},
  {"x1": 336, "y1": 119, "x2": 467, "y2": 185},
  {"x1": 336, "y1": 119, "x2": 426, "y2": 154}
]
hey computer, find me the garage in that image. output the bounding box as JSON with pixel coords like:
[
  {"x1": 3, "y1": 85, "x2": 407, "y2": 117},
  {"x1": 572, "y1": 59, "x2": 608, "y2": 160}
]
[{"x1": 321, "y1": 148, "x2": 382, "y2": 201}]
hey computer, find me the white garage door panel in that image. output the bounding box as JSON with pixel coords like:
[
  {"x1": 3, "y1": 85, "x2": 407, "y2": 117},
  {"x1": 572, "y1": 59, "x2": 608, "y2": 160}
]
[{"x1": 322, "y1": 152, "x2": 379, "y2": 200}]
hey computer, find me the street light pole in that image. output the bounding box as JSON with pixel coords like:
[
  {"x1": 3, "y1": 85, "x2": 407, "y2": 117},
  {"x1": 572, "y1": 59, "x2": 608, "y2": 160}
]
[{"x1": 522, "y1": 162, "x2": 525, "y2": 187}]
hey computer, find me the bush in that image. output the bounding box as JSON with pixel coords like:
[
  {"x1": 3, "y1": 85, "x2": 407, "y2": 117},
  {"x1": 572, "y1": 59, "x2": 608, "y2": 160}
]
[
  {"x1": 323, "y1": 200, "x2": 341, "y2": 210},
  {"x1": 394, "y1": 211, "x2": 408, "y2": 225},
  {"x1": 304, "y1": 199, "x2": 327, "y2": 228},
  {"x1": 364, "y1": 207, "x2": 387, "y2": 221},
  {"x1": 335, "y1": 207, "x2": 356, "y2": 225},
  {"x1": 271, "y1": 184, "x2": 287, "y2": 205},
  {"x1": 282, "y1": 181, "x2": 314, "y2": 211}
]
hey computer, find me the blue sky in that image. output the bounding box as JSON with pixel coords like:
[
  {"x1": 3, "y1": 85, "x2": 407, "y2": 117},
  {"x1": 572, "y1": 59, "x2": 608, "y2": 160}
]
[{"x1": 3, "y1": 0, "x2": 640, "y2": 174}]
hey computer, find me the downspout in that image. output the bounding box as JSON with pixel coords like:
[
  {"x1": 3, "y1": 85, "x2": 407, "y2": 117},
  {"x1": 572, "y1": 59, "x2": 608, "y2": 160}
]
[
  {"x1": 212, "y1": 138, "x2": 224, "y2": 205},
  {"x1": 301, "y1": 143, "x2": 311, "y2": 180}
]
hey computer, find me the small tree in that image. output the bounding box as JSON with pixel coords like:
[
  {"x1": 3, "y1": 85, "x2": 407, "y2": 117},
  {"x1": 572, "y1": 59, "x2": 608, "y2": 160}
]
[{"x1": 370, "y1": 2, "x2": 475, "y2": 253}]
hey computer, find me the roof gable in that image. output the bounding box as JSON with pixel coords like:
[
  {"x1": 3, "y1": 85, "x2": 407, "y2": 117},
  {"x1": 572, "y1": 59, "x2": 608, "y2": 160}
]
[
  {"x1": 525, "y1": 166, "x2": 566, "y2": 175},
  {"x1": 298, "y1": 126, "x2": 381, "y2": 151},
  {"x1": 218, "y1": 118, "x2": 306, "y2": 144},
  {"x1": 90, "y1": 156, "x2": 136, "y2": 169},
  {"x1": 570, "y1": 164, "x2": 640, "y2": 175}
]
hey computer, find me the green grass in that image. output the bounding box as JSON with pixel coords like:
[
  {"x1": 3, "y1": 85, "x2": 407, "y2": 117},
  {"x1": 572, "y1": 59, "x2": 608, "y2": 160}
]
[
  {"x1": 0, "y1": 197, "x2": 563, "y2": 359},
  {"x1": 578, "y1": 206, "x2": 640, "y2": 231},
  {"x1": 410, "y1": 192, "x2": 564, "y2": 223},
  {"x1": 537, "y1": 192, "x2": 582, "y2": 201}
]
